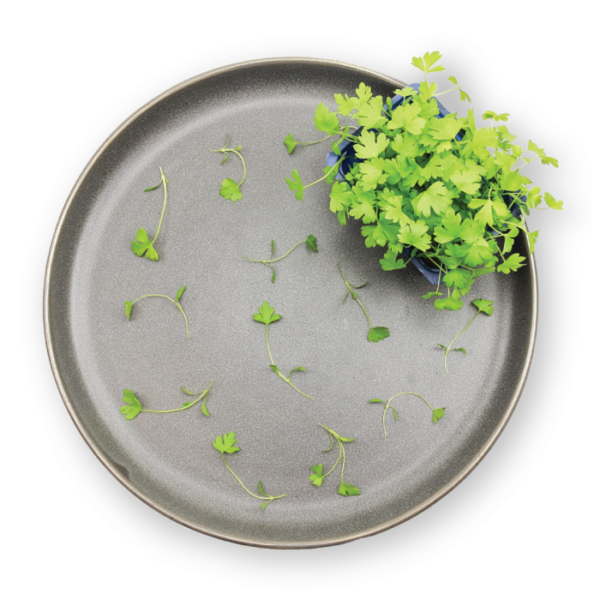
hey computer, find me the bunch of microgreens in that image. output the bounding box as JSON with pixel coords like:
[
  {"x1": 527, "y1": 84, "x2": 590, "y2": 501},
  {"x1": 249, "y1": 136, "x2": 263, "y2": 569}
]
[
  {"x1": 131, "y1": 167, "x2": 170, "y2": 261},
  {"x1": 369, "y1": 392, "x2": 445, "y2": 438},
  {"x1": 213, "y1": 432, "x2": 288, "y2": 509},
  {"x1": 338, "y1": 263, "x2": 389, "y2": 342},
  {"x1": 310, "y1": 424, "x2": 360, "y2": 496},
  {"x1": 120, "y1": 380, "x2": 213, "y2": 420},
  {"x1": 253, "y1": 301, "x2": 313, "y2": 399},
  {"x1": 438, "y1": 298, "x2": 494, "y2": 373},
  {"x1": 243, "y1": 234, "x2": 318, "y2": 283},
  {"x1": 125, "y1": 285, "x2": 191, "y2": 338},
  {"x1": 209, "y1": 136, "x2": 247, "y2": 202},
  {"x1": 285, "y1": 51, "x2": 561, "y2": 311}
]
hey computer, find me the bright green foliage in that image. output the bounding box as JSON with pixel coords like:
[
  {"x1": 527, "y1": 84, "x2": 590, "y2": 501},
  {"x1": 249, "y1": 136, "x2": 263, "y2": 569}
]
[
  {"x1": 124, "y1": 286, "x2": 191, "y2": 338},
  {"x1": 131, "y1": 167, "x2": 169, "y2": 262},
  {"x1": 286, "y1": 169, "x2": 304, "y2": 200},
  {"x1": 120, "y1": 381, "x2": 213, "y2": 420},
  {"x1": 338, "y1": 263, "x2": 389, "y2": 343},
  {"x1": 438, "y1": 299, "x2": 494, "y2": 373},
  {"x1": 299, "y1": 52, "x2": 561, "y2": 310},
  {"x1": 209, "y1": 137, "x2": 247, "y2": 202},
  {"x1": 243, "y1": 235, "x2": 318, "y2": 282},
  {"x1": 253, "y1": 302, "x2": 313, "y2": 399},
  {"x1": 310, "y1": 425, "x2": 360, "y2": 497},
  {"x1": 213, "y1": 432, "x2": 287, "y2": 509},
  {"x1": 369, "y1": 391, "x2": 445, "y2": 438}
]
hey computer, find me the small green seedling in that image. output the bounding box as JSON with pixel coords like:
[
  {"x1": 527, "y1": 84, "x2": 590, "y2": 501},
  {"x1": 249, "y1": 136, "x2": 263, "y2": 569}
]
[
  {"x1": 438, "y1": 298, "x2": 494, "y2": 373},
  {"x1": 338, "y1": 263, "x2": 389, "y2": 342},
  {"x1": 212, "y1": 432, "x2": 287, "y2": 509},
  {"x1": 120, "y1": 380, "x2": 213, "y2": 420},
  {"x1": 243, "y1": 234, "x2": 318, "y2": 282},
  {"x1": 208, "y1": 136, "x2": 247, "y2": 201},
  {"x1": 369, "y1": 392, "x2": 445, "y2": 438},
  {"x1": 253, "y1": 301, "x2": 313, "y2": 399},
  {"x1": 131, "y1": 166, "x2": 169, "y2": 261},
  {"x1": 310, "y1": 424, "x2": 360, "y2": 497},
  {"x1": 125, "y1": 285, "x2": 190, "y2": 338}
]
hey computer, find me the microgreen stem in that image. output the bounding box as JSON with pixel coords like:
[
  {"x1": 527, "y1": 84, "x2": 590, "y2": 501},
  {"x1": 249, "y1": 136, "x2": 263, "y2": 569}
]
[
  {"x1": 338, "y1": 262, "x2": 372, "y2": 329},
  {"x1": 151, "y1": 167, "x2": 169, "y2": 245},
  {"x1": 382, "y1": 392, "x2": 435, "y2": 438},
  {"x1": 130, "y1": 294, "x2": 191, "y2": 338},
  {"x1": 318, "y1": 425, "x2": 344, "y2": 480},
  {"x1": 245, "y1": 239, "x2": 307, "y2": 264},
  {"x1": 143, "y1": 380, "x2": 213, "y2": 414},
  {"x1": 221, "y1": 453, "x2": 288, "y2": 505},
  {"x1": 442, "y1": 311, "x2": 480, "y2": 373},
  {"x1": 208, "y1": 137, "x2": 247, "y2": 187},
  {"x1": 265, "y1": 326, "x2": 314, "y2": 400}
]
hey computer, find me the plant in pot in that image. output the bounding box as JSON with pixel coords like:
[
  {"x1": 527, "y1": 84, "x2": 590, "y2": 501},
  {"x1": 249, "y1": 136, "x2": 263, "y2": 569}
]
[{"x1": 285, "y1": 51, "x2": 562, "y2": 311}]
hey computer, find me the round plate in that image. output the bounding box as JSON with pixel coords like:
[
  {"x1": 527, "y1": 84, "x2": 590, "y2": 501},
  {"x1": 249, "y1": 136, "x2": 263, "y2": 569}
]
[{"x1": 44, "y1": 58, "x2": 537, "y2": 548}]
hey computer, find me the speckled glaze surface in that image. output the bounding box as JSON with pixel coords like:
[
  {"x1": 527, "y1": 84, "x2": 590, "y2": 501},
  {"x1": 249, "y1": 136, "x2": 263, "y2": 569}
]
[{"x1": 44, "y1": 58, "x2": 537, "y2": 548}]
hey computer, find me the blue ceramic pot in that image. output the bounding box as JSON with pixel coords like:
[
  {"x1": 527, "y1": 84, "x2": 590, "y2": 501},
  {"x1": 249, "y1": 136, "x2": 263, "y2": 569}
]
[{"x1": 325, "y1": 83, "x2": 521, "y2": 285}]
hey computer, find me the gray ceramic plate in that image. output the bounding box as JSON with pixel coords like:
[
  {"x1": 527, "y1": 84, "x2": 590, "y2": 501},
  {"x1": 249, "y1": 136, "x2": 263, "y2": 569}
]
[{"x1": 44, "y1": 58, "x2": 537, "y2": 548}]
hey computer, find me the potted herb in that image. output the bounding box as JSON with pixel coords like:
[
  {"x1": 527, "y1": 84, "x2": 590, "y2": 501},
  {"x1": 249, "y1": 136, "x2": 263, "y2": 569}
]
[{"x1": 286, "y1": 52, "x2": 562, "y2": 310}]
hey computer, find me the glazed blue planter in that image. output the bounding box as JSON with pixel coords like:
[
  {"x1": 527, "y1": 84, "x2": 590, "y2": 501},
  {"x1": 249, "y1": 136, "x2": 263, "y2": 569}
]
[{"x1": 326, "y1": 83, "x2": 521, "y2": 285}]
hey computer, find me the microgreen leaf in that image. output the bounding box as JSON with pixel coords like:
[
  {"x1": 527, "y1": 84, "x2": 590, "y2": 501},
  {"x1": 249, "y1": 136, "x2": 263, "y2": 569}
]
[
  {"x1": 284, "y1": 133, "x2": 298, "y2": 154},
  {"x1": 432, "y1": 408, "x2": 446, "y2": 423},
  {"x1": 483, "y1": 110, "x2": 509, "y2": 122},
  {"x1": 306, "y1": 234, "x2": 318, "y2": 252},
  {"x1": 338, "y1": 482, "x2": 361, "y2": 497},
  {"x1": 220, "y1": 178, "x2": 243, "y2": 202},
  {"x1": 125, "y1": 301, "x2": 133, "y2": 320},
  {"x1": 253, "y1": 301, "x2": 281, "y2": 326},
  {"x1": 497, "y1": 253, "x2": 526, "y2": 274},
  {"x1": 412, "y1": 51, "x2": 445, "y2": 75},
  {"x1": 472, "y1": 298, "x2": 494, "y2": 315},
  {"x1": 175, "y1": 286, "x2": 186, "y2": 303},
  {"x1": 369, "y1": 398, "x2": 384, "y2": 403},
  {"x1": 120, "y1": 390, "x2": 143, "y2": 420},
  {"x1": 285, "y1": 169, "x2": 304, "y2": 201},
  {"x1": 422, "y1": 291, "x2": 443, "y2": 300},
  {"x1": 131, "y1": 228, "x2": 159, "y2": 261},
  {"x1": 368, "y1": 327, "x2": 390, "y2": 343},
  {"x1": 212, "y1": 432, "x2": 240, "y2": 454},
  {"x1": 310, "y1": 464, "x2": 325, "y2": 486},
  {"x1": 434, "y1": 296, "x2": 464, "y2": 311},
  {"x1": 314, "y1": 103, "x2": 341, "y2": 135},
  {"x1": 123, "y1": 290, "x2": 191, "y2": 338}
]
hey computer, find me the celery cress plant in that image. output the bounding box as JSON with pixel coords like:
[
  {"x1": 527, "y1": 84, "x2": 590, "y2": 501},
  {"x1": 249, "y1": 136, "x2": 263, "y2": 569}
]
[{"x1": 286, "y1": 51, "x2": 562, "y2": 311}]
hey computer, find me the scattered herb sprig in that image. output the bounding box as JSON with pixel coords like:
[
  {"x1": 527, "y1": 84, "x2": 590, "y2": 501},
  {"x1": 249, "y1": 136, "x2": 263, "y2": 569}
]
[
  {"x1": 208, "y1": 136, "x2": 246, "y2": 202},
  {"x1": 212, "y1": 432, "x2": 287, "y2": 509},
  {"x1": 438, "y1": 298, "x2": 494, "y2": 373},
  {"x1": 131, "y1": 167, "x2": 169, "y2": 261},
  {"x1": 125, "y1": 285, "x2": 190, "y2": 338},
  {"x1": 243, "y1": 234, "x2": 318, "y2": 282},
  {"x1": 253, "y1": 301, "x2": 313, "y2": 399},
  {"x1": 120, "y1": 380, "x2": 213, "y2": 420},
  {"x1": 338, "y1": 263, "x2": 389, "y2": 342},
  {"x1": 369, "y1": 392, "x2": 445, "y2": 438},
  {"x1": 310, "y1": 424, "x2": 360, "y2": 496}
]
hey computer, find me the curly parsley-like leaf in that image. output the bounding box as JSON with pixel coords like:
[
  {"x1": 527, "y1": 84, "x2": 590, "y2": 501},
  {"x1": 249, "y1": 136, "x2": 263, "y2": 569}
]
[{"x1": 212, "y1": 432, "x2": 241, "y2": 454}]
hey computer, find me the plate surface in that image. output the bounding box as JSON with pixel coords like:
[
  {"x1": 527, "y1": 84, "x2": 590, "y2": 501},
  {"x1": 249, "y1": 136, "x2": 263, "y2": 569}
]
[{"x1": 44, "y1": 58, "x2": 537, "y2": 548}]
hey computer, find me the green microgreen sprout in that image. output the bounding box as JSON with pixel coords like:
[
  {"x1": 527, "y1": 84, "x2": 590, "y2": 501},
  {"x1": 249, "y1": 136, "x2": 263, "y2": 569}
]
[
  {"x1": 212, "y1": 432, "x2": 288, "y2": 509},
  {"x1": 310, "y1": 424, "x2": 360, "y2": 497},
  {"x1": 438, "y1": 298, "x2": 494, "y2": 373},
  {"x1": 208, "y1": 136, "x2": 246, "y2": 202},
  {"x1": 253, "y1": 301, "x2": 313, "y2": 399},
  {"x1": 243, "y1": 234, "x2": 318, "y2": 282},
  {"x1": 131, "y1": 167, "x2": 169, "y2": 261},
  {"x1": 338, "y1": 263, "x2": 389, "y2": 342},
  {"x1": 120, "y1": 380, "x2": 213, "y2": 420},
  {"x1": 125, "y1": 285, "x2": 190, "y2": 338},
  {"x1": 369, "y1": 392, "x2": 446, "y2": 438},
  {"x1": 285, "y1": 159, "x2": 343, "y2": 201}
]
